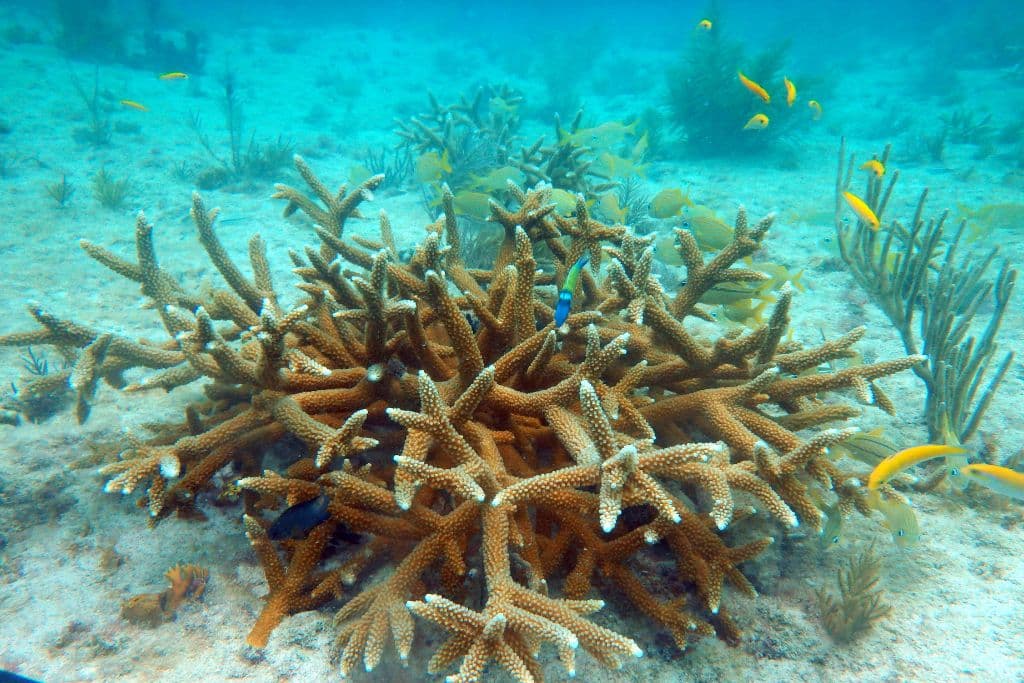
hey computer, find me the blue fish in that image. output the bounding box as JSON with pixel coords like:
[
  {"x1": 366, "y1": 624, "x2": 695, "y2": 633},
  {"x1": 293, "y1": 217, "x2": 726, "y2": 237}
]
[
  {"x1": 268, "y1": 494, "x2": 331, "y2": 541},
  {"x1": 554, "y1": 256, "x2": 589, "y2": 327}
]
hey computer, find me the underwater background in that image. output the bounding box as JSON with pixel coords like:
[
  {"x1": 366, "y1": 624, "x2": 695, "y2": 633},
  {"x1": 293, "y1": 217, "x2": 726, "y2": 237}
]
[{"x1": 1, "y1": 0, "x2": 1023, "y2": 681}]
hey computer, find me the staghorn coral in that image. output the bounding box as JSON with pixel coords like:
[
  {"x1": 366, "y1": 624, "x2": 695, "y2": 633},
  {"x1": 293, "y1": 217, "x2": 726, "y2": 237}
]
[{"x1": 2, "y1": 155, "x2": 921, "y2": 681}]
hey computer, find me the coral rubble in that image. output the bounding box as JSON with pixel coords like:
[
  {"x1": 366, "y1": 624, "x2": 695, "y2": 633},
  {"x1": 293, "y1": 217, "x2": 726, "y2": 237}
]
[{"x1": 1, "y1": 157, "x2": 921, "y2": 681}]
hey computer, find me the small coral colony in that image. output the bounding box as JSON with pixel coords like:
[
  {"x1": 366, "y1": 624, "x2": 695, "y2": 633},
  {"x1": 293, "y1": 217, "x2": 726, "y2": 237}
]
[{"x1": 2, "y1": 10, "x2": 1022, "y2": 683}]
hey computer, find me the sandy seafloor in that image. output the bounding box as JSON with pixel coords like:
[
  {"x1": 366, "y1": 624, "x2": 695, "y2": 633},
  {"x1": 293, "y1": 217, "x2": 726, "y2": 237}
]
[{"x1": 1, "y1": 7, "x2": 1024, "y2": 683}]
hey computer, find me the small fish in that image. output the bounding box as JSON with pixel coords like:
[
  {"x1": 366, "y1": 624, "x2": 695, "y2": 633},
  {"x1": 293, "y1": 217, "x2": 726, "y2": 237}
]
[
  {"x1": 655, "y1": 233, "x2": 684, "y2": 266},
  {"x1": 830, "y1": 427, "x2": 897, "y2": 467},
  {"x1": 747, "y1": 261, "x2": 807, "y2": 292},
  {"x1": 598, "y1": 152, "x2": 647, "y2": 179},
  {"x1": 550, "y1": 188, "x2": 580, "y2": 215},
  {"x1": 960, "y1": 463, "x2": 1024, "y2": 500},
  {"x1": 867, "y1": 444, "x2": 968, "y2": 490},
  {"x1": 697, "y1": 19, "x2": 713, "y2": 30},
  {"x1": 808, "y1": 99, "x2": 823, "y2": 120},
  {"x1": 158, "y1": 71, "x2": 189, "y2": 80},
  {"x1": 649, "y1": 187, "x2": 691, "y2": 218},
  {"x1": 874, "y1": 497, "x2": 921, "y2": 549},
  {"x1": 819, "y1": 501, "x2": 844, "y2": 548},
  {"x1": 783, "y1": 76, "x2": 796, "y2": 107},
  {"x1": 738, "y1": 71, "x2": 770, "y2": 103},
  {"x1": 681, "y1": 205, "x2": 734, "y2": 251},
  {"x1": 861, "y1": 160, "x2": 885, "y2": 178},
  {"x1": 700, "y1": 280, "x2": 773, "y2": 306},
  {"x1": 268, "y1": 494, "x2": 331, "y2": 541},
  {"x1": 631, "y1": 132, "x2": 649, "y2": 160},
  {"x1": 348, "y1": 163, "x2": 374, "y2": 186},
  {"x1": 562, "y1": 121, "x2": 638, "y2": 149},
  {"x1": 717, "y1": 297, "x2": 772, "y2": 325},
  {"x1": 470, "y1": 165, "x2": 524, "y2": 192},
  {"x1": 452, "y1": 190, "x2": 493, "y2": 220},
  {"x1": 0, "y1": 670, "x2": 43, "y2": 683},
  {"x1": 554, "y1": 256, "x2": 589, "y2": 327},
  {"x1": 488, "y1": 96, "x2": 518, "y2": 117},
  {"x1": 415, "y1": 150, "x2": 451, "y2": 183},
  {"x1": 599, "y1": 193, "x2": 628, "y2": 224},
  {"x1": 120, "y1": 99, "x2": 149, "y2": 112},
  {"x1": 842, "y1": 191, "x2": 880, "y2": 231},
  {"x1": 743, "y1": 113, "x2": 769, "y2": 130}
]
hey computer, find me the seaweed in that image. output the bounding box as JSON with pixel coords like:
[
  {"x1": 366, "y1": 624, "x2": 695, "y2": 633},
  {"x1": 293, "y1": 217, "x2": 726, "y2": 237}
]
[
  {"x1": 816, "y1": 544, "x2": 891, "y2": 643},
  {"x1": 91, "y1": 168, "x2": 132, "y2": 209},
  {"x1": 53, "y1": 0, "x2": 124, "y2": 62},
  {"x1": 1, "y1": 348, "x2": 72, "y2": 424},
  {"x1": 189, "y1": 73, "x2": 293, "y2": 190},
  {"x1": 360, "y1": 147, "x2": 414, "y2": 190},
  {"x1": 666, "y1": 6, "x2": 804, "y2": 157},
  {"x1": 45, "y1": 175, "x2": 75, "y2": 208},
  {"x1": 834, "y1": 140, "x2": 1016, "y2": 445},
  {"x1": 70, "y1": 68, "x2": 113, "y2": 148}
]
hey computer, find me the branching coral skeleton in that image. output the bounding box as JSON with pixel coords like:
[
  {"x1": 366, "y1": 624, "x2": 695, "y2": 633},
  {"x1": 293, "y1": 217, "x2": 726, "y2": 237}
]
[{"x1": 0, "y1": 155, "x2": 920, "y2": 681}]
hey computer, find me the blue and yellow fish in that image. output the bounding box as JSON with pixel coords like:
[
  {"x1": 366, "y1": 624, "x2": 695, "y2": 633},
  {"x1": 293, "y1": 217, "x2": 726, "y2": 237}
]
[{"x1": 554, "y1": 256, "x2": 589, "y2": 327}]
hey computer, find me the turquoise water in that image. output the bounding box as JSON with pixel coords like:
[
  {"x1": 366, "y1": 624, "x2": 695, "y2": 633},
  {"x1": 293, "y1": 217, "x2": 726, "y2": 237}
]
[{"x1": 0, "y1": 1, "x2": 1022, "y2": 681}]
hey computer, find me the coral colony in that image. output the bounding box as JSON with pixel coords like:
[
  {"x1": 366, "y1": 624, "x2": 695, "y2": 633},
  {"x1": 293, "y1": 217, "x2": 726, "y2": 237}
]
[{"x1": 0, "y1": 156, "x2": 924, "y2": 681}]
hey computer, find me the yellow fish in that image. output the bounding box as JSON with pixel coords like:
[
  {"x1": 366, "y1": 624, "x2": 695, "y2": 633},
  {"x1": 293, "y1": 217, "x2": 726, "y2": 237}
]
[
  {"x1": 120, "y1": 99, "x2": 149, "y2": 112},
  {"x1": 681, "y1": 205, "x2": 734, "y2": 251},
  {"x1": 867, "y1": 444, "x2": 968, "y2": 490},
  {"x1": 631, "y1": 132, "x2": 649, "y2": 160},
  {"x1": 861, "y1": 160, "x2": 885, "y2": 178},
  {"x1": 550, "y1": 188, "x2": 580, "y2": 216},
  {"x1": 738, "y1": 72, "x2": 770, "y2": 103},
  {"x1": 700, "y1": 280, "x2": 773, "y2": 306},
  {"x1": 598, "y1": 152, "x2": 647, "y2": 179},
  {"x1": 842, "y1": 191, "x2": 880, "y2": 231},
  {"x1": 783, "y1": 77, "x2": 796, "y2": 107},
  {"x1": 649, "y1": 187, "x2": 691, "y2": 218},
  {"x1": 563, "y1": 121, "x2": 638, "y2": 149},
  {"x1": 874, "y1": 497, "x2": 921, "y2": 549},
  {"x1": 743, "y1": 113, "x2": 769, "y2": 130},
  {"x1": 808, "y1": 100, "x2": 823, "y2": 120},
  {"x1": 158, "y1": 72, "x2": 189, "y2": 80},
  {"x1": 829, "y1": 427, "x2": 897, "y2": 467},
  {"x1": 655, "y1": 233, "x2": 684, "y2": 266},
  {"x1": 415, "y1": 150, "x2": 451, "y2": 183},
  {"x1": 599, "y1": 193, "x2": 628, "y2": 224},
  {"x1": 819, "y1": 501, "x2": 844, "y2": 548},
  {"x1": 961, "y1": 463, "x2": 1024, "y2": 500},
  {"x1": 697, "y1": 19, "x2": 712, "y2": 30},
  {"x1": 717, "y1": 298, "x2": 772, "y2": 325},
  {"x1": 470, "y1": 165, "x2": 523, "y2": 192},
  {"x1": 452, "y1": 191, "x2": 493, "y2": 220}
]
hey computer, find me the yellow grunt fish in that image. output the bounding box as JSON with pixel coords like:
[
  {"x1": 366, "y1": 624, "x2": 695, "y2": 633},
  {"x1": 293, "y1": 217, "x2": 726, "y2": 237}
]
[
  {"x1": 743, "y1": 113, "x2": 769, "y2": 130},
  {"x1": 159, "y1": 71, "x2": 189, "y2": 80},
  {"x1": 861, "y1": 160, "x2": 885, "y2": 178},
  {"x1": 808, "y1": 99, "x2": 823, "y2": 120},
  {"x1": 649, "y1": 187, "x2": 691, "y2": 218},
  {"x1": 783, "y1": 76, "x2": 796, "y2": 107},
  {"x1": 961, "y1": 463, "x2": 1024, "y2": 500},
  {"x1": 738, "y1": 71, "x2": 770, "y2": 103},
  {"x1": 415, "y1": 150, "x2": 451, "y2": 183},
  {"x1": 842, "y1": 191, "x2": 880, "y2": 231},
  {"x1": 120, "y1": 99, "x2": 149, "y2": 112},
  {"x1": 867, "y1": 444, "x2": 968, "y2": 490},
  {"x1": 875, "y1": 497, "x2": 920, "y2": 549},
  {"x1": 697, "y1": 19, "x2": 712, "y2": 30}
]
